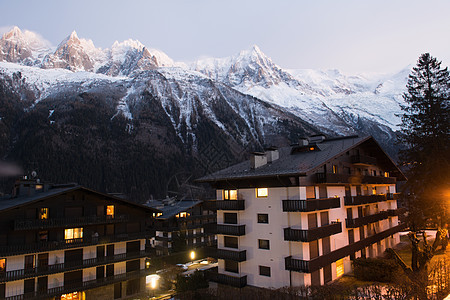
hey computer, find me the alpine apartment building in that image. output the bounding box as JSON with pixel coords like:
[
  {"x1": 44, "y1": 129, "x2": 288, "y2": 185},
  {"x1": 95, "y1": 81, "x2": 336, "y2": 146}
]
[
  {"x1": 0, "y1": 178, "x2": 159, "y2": 299},
  {"x1": 198, "y1": 135, "x2": 406, "y2": 288}
]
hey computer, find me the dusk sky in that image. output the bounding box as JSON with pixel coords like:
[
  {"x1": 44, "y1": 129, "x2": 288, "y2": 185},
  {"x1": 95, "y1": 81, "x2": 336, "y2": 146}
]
[{"x1": 1, "y1": 0, "x2": 450, "y2": 73}]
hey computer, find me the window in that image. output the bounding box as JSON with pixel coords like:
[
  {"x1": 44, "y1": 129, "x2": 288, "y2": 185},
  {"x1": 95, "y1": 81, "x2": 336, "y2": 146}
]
[
  {"x1": 257, "y1": 214, "x2": 269, "y2": 224},
  {"x1": 39, "y1": 208, "x2": 48, "y2": 220},
  {"x1": 225, "y1": 260, "x2": 239, "y2": 273},
  {"x1": 224, "y1": 213, "x2": 238, "y2": 224},
  {"x1": 372, "y1": 187, "x2": 377, "y2": 195},
  {"x1": 258, "y1": 239, "x2": 270, "y2": 250},
  {"x1": 61, "y1": 292, "x2": 81, "y2": 300},
  {"x1": 65, "y1": 228, "x2": 83, "y2": 240},
  {"x1": 39, "y1": 231, "x2": 48, "y2": 242},
  {"x1": 372, "y1": 170, "x2": 377, "y2": 176},
  {"x1": 256, "y1": 188, "x2": 268, "y2": 198},
  {"x1": 223, "y1": 190, "x2": 237, "y2": 200},
  {"x1": 306, "y1": 186, "x2": 316, "y2": 199},
  {"x1": 384, "y1": 172, "x2": 389, "y2": 178},
  {"x1": 0, "y1": 258, "x2": 5, "y2": 273},
  {"x1": 106, "y1": 205, "x2": 114, "y2": 218},
  {"x1": 259, "y1": 265, "x2": 271, "y2": 277},
  {"x1": 336, "y1": 259, "x2": 344, "y2": 278},
  {"x1": 176, "y1": 212, "x2": 188, "y2": 218},
  {"x1": 332, "y1": 165, "x2": 338, "y2": 174},
  {"x1": 348, "y1": 229, "x2": 354, "y2": 244},
  {"x1": 224, "y1": 236, "x2": 238, "y2": 249}
]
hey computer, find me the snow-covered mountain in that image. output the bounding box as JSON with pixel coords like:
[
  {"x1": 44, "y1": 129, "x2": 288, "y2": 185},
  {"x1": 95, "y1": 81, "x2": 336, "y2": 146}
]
[
  {"x1": 0, "y1": 26, "x2": 413, "y2": 199},
  {"x1": 192, "y1": 45, "x2": 408, "y2": 137},
  {"x1": 0, "y1": 27, "x2": 410, "y2": 155}
]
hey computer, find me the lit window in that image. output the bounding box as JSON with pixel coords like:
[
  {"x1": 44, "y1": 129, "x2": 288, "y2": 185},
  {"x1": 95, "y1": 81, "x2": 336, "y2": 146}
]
[
  {"x1": 336, "y1": 259, "x2": 344, "y2": 278},
  {"x1": 106, "y1": 205, "x2": 114, "y2": 218},
  {"x1": 176, "y1": 212, "x2": 187, "y2": 218},
  {"x1": 35, "y1": 184, "x2": 43, "y2": 190},
  {"x1": 39, "y1": 208, "x2": 48, "y2": 220},
  {"x1": 384, "y1": 172, "x2": 389, "y2": 178},
  {"x1": 65, "y1": 228, "x2": 83, "y2": 240},
  {"x1": 223, "y1": 190, "x2": 237, "y2": 200},
  {"x1": 332, "y1": 165, "x2": 338, "y2": 174},
  {"x1": 61, "y1": 292, "x2": 81, "y2": 300},
  {"x1": 156, "y1": 213, "x2": 163, "y2": 217},
  {"x1": 372, "y1": 187, "x2": 377, "y2": 195},
  {"x1": 0, "y1": 258, "x2": 5, "y2": 272},
  {"x1": 256, "y1": 188, "x2": 268, "y2": 198}
]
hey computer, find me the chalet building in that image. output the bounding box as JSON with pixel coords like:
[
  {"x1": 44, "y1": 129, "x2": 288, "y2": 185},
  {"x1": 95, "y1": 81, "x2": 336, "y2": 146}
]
[
  {"x1": 145, "y1": 199, "x2": 216, "y2": 256},
  {"x1": 198, "y1": 135, "x2": 406, "y2": 289},
  {"x1": 0, "y1": 178, "x2": 160, "y2": 300}
]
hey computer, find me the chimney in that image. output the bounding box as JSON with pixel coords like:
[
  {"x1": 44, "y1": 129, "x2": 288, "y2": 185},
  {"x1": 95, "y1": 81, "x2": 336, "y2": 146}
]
[
  {"x1": 265, "y1": 147, "x2": 279, "y2": 163},
  {"x1": 308, "y1": 134, "x2": 326, "y2": 144},
  {"x1": 250, "y1": 152, "x2": 267, "y2": 169},
  {"x1": 299, "y1": 138, "x2": 309, "y2": 146}
]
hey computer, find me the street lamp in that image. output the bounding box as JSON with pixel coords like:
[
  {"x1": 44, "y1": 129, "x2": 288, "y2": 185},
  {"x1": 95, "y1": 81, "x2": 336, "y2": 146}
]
[
  {"x1": 190, "y1": 250, "x2": 196, "y2": 262},
  {"x1": 146, "y1": 274, "x2": 159, "y2": 298}
]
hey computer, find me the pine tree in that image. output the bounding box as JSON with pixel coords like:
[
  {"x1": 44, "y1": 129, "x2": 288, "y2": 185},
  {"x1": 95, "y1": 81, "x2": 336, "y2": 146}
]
[
  {"x1": 399, "y1": 53, "x2": 450, "y2": 230},
  {"x1": 388, "y1": 54, "x2": 450, "y2": 294}
]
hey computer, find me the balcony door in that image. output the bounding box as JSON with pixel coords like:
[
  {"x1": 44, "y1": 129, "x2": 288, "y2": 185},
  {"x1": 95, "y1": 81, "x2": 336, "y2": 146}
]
[
  {"x1": 65, "y1": 249, "x2": 83, "y2": 268},
  {"x1": 38, "y1": 253, "x2": 49, "y2": 272}
]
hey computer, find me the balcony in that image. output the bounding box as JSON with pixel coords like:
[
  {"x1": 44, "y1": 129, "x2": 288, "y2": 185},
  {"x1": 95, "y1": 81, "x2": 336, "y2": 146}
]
[
  {"x1": 284, "y1": 222, "x2": 342, "y2": 242},
  {"x1": 388, "y1": 207, "x2": 407, "y2": 216},
  {"x1": 351, "y1": 155, "x2": 377, "y2": 165},
  {"x1": 216, "y1": 200, "x2": 245, "y2": 211},
  {"x1": 216, "y1": 249, "x2": 247, "y2": 262},
  {"x1": 344, "y1": 194, "x2": 387, "y2": 205},
  {"x1": 0, "y1": 232, "x2": 148, "y2": 256},
  {"x1": 5, "y1": 268, "x2": 151, "y2": 300},
  {"x1": 387, "y1": 193, "x2": 401, "y2": 200},
  {"x1": 0, "y1": 250, "x2": 150, "y2": 283},
  {"x1": 345, "y1": 211, "x2": 389, "y2": 228},
  {"x1": 315, "y1": 173, "x2": 351, "y2": 184},
  {"x1": 216, "y1": 224, "x2": 246, "y2": 236},
  {"x1": 208, "y1": 271, "x2": 247, "y2": 288},
  {"x1": 361, "y1": 175, "x2": 396, "y2": 184},
  {"x1": 14, "y1": 215, "x2": 129, "y2": 230},
  {"x1": 282, "y1": 197, "x2": 340, "y2": 212},
  {"x1": 285, "y1": 223, "x2": 407, "y2": 273}
]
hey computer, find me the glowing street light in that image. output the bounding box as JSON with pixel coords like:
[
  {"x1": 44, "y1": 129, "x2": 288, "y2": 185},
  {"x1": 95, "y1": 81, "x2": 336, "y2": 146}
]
[{"x1": 190, "y1": 250, "x2": 196, "y2": 261}]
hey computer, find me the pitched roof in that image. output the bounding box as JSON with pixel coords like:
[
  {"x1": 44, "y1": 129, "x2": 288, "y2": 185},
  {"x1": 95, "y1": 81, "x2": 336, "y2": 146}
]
[
  {"x1": 197, "y1": 135, "x2": 406, "y2": 182},
  {"x1": 145, "y1": 199, "x2": 202, "y2": 220},
  {"x1": 0, "y1": 185, "x2": 161, "y2": 213}
]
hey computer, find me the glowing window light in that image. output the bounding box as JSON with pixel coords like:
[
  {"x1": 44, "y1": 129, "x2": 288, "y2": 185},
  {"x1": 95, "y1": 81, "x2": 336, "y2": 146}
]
[
  {"x1": 336, "y1": 259, "x2": 344, "y2": 278},
  {"x1": 256, "y1": 188, "x2": 268, "y2": 198}
]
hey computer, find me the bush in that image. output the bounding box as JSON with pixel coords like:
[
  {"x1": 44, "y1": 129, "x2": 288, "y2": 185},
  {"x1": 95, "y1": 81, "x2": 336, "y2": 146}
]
[{"x1": 353, "y1": 258, "x2": 400, "y2": 282}]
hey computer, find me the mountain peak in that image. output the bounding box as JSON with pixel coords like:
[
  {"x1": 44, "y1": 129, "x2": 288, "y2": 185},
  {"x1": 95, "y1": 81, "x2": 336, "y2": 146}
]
[{"x1": 2, "y1": 26, "x2": 23, "y2": 40}]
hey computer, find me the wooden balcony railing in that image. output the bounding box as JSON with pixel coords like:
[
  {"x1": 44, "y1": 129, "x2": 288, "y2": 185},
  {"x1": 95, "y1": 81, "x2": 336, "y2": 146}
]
[
  {"x1": 351, "y1": 155, "x2": 377, "y2": 165},
  {"x1": 4, "y1": 268, "x2": 152, "y2": 300},
  {"x1": 0, "y1": 250, "x2": 150, "y2": 283},
  {"x1": 316, "y1": 173, "x2": 396, "y2": 184},
  {"x1": 285, "y1": 223, "x2": 407, "y2": 273},
  {"x1": 282, "y1": 197, "x2": 340, "y2": 212},
  {"x1": 216, "y1": 200, "x2": 245, "y2": 211},
  {"x1": 14, "y1": 215, "x2": 129, "y2": 230},
  {"x1": 216, "y1": 249, "x2": 247, "y2": 262},
  {"x1": 207, "y1": 270, "x2": 247, "y2": 288},
  {"x1": 0, "y1": 232, "x2": 148, "y2": 256},
  {"x1": 284, "y1": 222, "x2": 342, "y2": 242},
  {"x1": 345, "y1": 211, "x2": 390, "y2": 228},
  {"x1": 387, "y1": 193, "x2": 401, "y2": 200},
  {"x1": 344, "y1": 194, "x2": 387, "y2": 206},
  {"x1": 216, "y1": 224, "x2": 246, "y2": 236}
]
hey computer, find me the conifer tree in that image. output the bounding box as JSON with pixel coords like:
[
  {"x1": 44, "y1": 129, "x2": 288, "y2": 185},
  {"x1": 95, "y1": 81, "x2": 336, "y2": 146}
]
[
  {"x1": 388, "y1": 54, "x2": 450, "y2": 293},
  {"x1": 399, "y1": 53, "x2": 450, "y2": 230}
]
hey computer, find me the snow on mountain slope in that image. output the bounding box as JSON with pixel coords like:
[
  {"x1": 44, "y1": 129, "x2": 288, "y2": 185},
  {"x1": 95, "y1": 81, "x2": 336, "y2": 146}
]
[
  {"x1": 193, "y1": 46, "x2": 409, "y2": 133},
  {"x1": 0, "y1": 26, "x2": 52, "y2": 65}
]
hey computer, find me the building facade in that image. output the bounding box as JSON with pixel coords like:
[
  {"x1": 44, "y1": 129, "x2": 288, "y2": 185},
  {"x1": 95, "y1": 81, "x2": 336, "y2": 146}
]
[
  {"x1": 0, "y1": 179, "x2": 159, "y2": 299},
  {"x1": 199, "y1": 135, "x2": 406, "y2": 289},
  {"x1": 146, "y1": 199, "x2": 216, "y2": 256}
]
